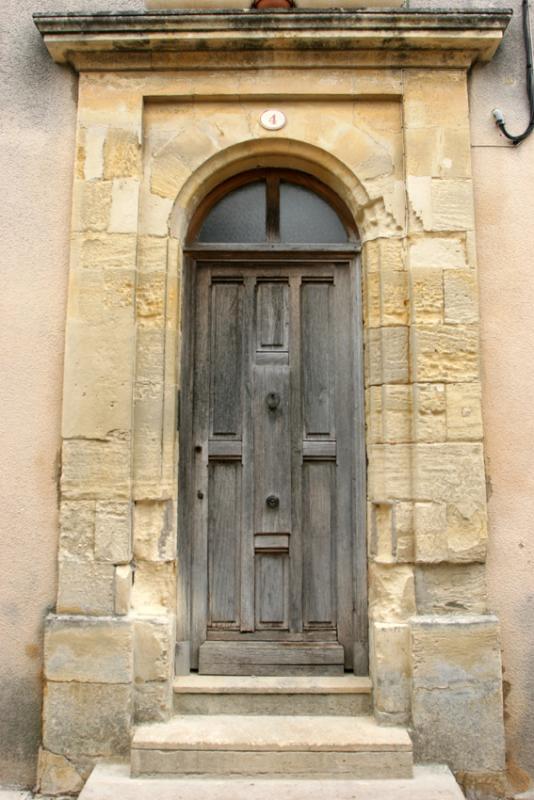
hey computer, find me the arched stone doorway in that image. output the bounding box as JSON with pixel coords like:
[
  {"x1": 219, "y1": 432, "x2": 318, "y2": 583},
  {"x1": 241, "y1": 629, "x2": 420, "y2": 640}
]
[{"x1": 177, "y1": 169, "x2": 367, "y2": 675}]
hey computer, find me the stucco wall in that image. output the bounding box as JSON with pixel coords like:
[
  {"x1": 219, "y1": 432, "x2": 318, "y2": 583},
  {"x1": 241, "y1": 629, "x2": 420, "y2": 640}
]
[
  {"x1": 0, "y1": 0, "x2": 143, "y2": 787},
  {"x1": 1, "y1": 0, "x2": 533, "y2": 792}
]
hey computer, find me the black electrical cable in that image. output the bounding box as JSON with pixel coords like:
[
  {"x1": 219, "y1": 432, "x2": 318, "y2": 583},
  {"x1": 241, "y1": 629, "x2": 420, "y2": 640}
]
[{"x1": 493, "y1": 0, "x2": 534, "y2": 145}]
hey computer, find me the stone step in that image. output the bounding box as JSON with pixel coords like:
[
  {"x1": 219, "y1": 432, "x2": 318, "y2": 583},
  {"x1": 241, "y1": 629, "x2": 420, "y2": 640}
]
[
  {"x1": 79, "y1": 763, "x2": 466, "y2": 800},
  {"x1": 131, "y1": 713, "x2": 412, "y2": 779},
  {"x1": 173, "y1": 674, "x2": 372, "y2": 715}
]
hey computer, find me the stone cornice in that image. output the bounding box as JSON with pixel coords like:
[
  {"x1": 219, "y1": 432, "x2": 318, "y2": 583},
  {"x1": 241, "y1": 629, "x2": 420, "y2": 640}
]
[{"x1": 34, "y1": 8, "x2": 512, "y2": 71}]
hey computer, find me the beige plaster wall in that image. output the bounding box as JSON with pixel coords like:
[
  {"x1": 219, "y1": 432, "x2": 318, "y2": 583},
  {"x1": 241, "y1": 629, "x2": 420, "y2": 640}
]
[
  {"x1": 0, "y1": 0, "x2": 143, "y2": 787},
  {"x1": 1, "y1": 0, "x2": 534, "y2": 792}
]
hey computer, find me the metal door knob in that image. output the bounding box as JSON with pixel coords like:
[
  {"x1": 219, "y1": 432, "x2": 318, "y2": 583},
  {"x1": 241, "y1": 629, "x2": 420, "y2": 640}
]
[
  {"x1": 266, "y1": 392, "x2": 281, "y2": 411},
  {"x1": 266, "y1": 494, "x2": 280, "y2": 509}
]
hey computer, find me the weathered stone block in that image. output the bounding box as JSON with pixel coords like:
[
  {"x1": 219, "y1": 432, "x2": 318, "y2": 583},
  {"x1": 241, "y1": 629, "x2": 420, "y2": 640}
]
[
  {"x1": 413, "y1": 383, "x2": 446, "y2": 443},
  {"x1": 139, "y1": 190, "x2": 174, "y2": 237},
  {"x1": 134, "y1": 680, "x2": 173, "y2": 724},
  {"x1": 134, "y1": 616, "x2": 175, "y2": 682},
  {"x1": 94, "y1": 501, "x2": 132, "y2": 563},
  {"x1": 138, "y1": 235, "x2": 169, "y2": 273},
  {"x1": 83, "y1": 126, "x2": 106, "y2": 181},
  {"x1": 414, "y1": 501, "x2": 448, "y2": 563},
  {"x1": 411, "y1": 324, "x2": 479, "y2": 383},
  {"x1": 72, "y1": 180, "x2": 113, "y2": 233},
  {"x1": 61, "y1": 434, "x2": 131, "y2": 500},
  {"x1": 403, "y1": 70, "x2": 468, "y2": 130},
  {"x1": 115, "y1": 564, "x2": 132, "y2": 616},
  {"x1": 59, "y1": 500, "x2": 95, "y2": 561},
  {"x1": 405, "y1": 128, "x2": 471, "y2": 180},
  {"x1": 44, "y1": 615, "x2": 132, "y2": 683},
  {"x1": 366, "y1": 326, "x2": 409, "y2": 386},
  {"x1": 131, "y1": 560, "x2": 176, "y2": 612},
  {"x1": 43, "y1": 681, "x2": 132, "y2": 757},
  {"x1": 369, "y1": 501, "x2": 414, "y2": 564},
  {"x1": 431, "y1": 179, "x2": 474, "y2": 232},
  {"x1": 381, "y1": 271, "x2": 409, "y2": 326},
  {"x1": 370, "y1": 443, "x2": 487, "y2": 560},
  {"x1": 57, "y1": 561, "x2": 115, "y2": 616},
  {"x1": 72, "y1": 231, "x2": 138, "y2": 271},
  {"x1": 371, "y1": 622, "x2": 411, "y2": 718},
  {"x1": 69, "y1": 268, "x2": 135, "y2": 326},
  {"x1": 136, "y1": 271, "x2": 167, "y2": 326},
  {"x1": 446, "y1": 383, "x2": 483, "y2": 442},
  {"x1": 37, "y1": 748, "x2": 84, "y2": 796},
  {"x1": 134, "y1": 500, "x2": 176, "y2": 562},
  {"x1": 368, "y1": 444, "x2": 412, "y2": 501},
  {"x1": 415, "y1": 564, "x2": 487, "y2": 615},
  {"x1": 409, "y1": 236, "x2": 466, "y2": 270},
  {"x1": 151, "y1": 150, "x2": 192, "y2": 200},
  {"x1": 444, "y1": 269, "x2": 478, "y2": 324},
  {"x1": 394, "y1": 502, "x2": 416, "y2": 563},
  {"x1": 62, "y1": 321, "x2": 136, "y2": 440},
  {"x1": 406, "y1": 175, "x2": 432, "y2": 230},
  {"x1": 368, "y1": 563, "x2": 416, "y2": 622},
  {"x1": 367, "y1": 385, "x2": 412, "y2": 444},
  {"x1": 409, "y1": 268, "x2": 443, "y2": 324},
  {"x1": 364, "y1": 237, "x2": 406, "y2": 273},
  {"x1": 104, "y1": 128, "x2": 141, "y2": 179},
  {"x1": 109, "y1": 178, "x2": 140, "y2": 234},
  {"x1": 410, "y1": 615, "x2": 505, "y2": 773}
]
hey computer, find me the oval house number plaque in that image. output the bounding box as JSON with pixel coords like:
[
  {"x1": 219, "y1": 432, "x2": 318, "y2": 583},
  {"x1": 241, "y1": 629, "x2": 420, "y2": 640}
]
[{"x1": 260, "y1": 109, "x2": 287, "y2": 131}]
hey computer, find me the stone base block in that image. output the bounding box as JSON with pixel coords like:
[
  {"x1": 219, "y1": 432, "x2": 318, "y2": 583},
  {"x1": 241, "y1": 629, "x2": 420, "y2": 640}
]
[
  {"x1": 43, "y1": 682, "x2": 132, "y2": 758},
  {"x1": 410, "y1": 615, "x2": 505, "y2": 775}
]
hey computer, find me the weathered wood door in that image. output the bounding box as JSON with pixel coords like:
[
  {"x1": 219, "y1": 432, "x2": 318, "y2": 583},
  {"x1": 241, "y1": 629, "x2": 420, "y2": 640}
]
[
  {"x1": 178, "y1": 171, "x2": 366, "y2": 676},
  {"x1": 187, "y1": 258, "x2": 365, "y2": 675}
]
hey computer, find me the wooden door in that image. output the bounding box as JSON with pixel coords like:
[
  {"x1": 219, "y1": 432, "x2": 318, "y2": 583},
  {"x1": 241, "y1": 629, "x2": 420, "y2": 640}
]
[{"x1": 187, "y1": 258, "x2": 365, "y2": 676}]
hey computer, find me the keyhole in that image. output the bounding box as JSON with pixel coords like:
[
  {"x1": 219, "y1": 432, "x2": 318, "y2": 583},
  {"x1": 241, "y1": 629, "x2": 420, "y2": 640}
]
[{"x1": 266, "y1": 494, "x2": 280, "y2": 509}]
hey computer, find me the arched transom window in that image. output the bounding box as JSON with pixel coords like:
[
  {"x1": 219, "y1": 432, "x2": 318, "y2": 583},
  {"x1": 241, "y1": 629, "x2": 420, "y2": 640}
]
[{"x1": 189, "y1": 170, "x2": 358, "y2": 246}]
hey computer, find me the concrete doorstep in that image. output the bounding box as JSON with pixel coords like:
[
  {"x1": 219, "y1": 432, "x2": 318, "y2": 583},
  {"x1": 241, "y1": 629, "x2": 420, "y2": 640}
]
[{"x1": 78, "y1": 762, "x2": 466, "y2": 800}]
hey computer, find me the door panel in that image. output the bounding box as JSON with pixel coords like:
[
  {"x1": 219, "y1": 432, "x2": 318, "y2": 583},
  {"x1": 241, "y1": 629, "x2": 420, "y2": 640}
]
[
  {"x1": 301, "y1": 281, "x2": 336, "y2": 437},
  {"x1": 209, "y1": 281, "x2": 243, "y2": 437},
  {"x1": 303, "y1": 460, "x2": 336, "y2": 629},
  {"x1": 191, "y1": 259, "x2": 363, "y2": 675},
  {"x1": 208, "y1": 461, "x2": 241, "y2": 628}
]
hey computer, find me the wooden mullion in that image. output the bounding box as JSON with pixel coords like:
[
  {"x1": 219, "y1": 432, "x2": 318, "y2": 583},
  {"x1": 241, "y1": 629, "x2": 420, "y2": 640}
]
[{"x1": 266, "y1": 175, "x2": 280, "y2": 242}]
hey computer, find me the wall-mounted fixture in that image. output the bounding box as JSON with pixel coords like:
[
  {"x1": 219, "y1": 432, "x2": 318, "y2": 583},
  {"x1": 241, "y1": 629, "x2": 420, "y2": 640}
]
[{"x1": 493, "y1": 0, "x2": 534, "y2": 145}]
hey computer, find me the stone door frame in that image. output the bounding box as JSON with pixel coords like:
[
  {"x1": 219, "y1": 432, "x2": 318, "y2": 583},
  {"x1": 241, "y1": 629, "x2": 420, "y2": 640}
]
[{"x1": 35, "y1": 9, "x2": 511, "y2": 797}]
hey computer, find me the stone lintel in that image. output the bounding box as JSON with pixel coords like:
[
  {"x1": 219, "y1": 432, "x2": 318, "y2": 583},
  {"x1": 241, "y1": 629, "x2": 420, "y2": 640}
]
[{"x1": 33, "y1": 9, "x2": 512, "y2": 71}]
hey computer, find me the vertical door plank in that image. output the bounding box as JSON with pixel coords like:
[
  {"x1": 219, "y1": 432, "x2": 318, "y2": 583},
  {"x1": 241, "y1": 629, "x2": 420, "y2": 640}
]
[
  {"x1": 208, "y1": 462, "x2": 242, "y2": 626},
  {"x1": 253, "y1": 365, "x2": 291, "y2": 534},
  {"x1": 334, "y1": 263, "x2": 356, "y2": 670},
  {"x1": 256, "y1": 282, "x2": 289, "y2": 351},
  {"x1": 351, "y1": 258, "x2": 369, "y2": 674},
  {"x1": 210, "y1": 282, "x2": 243, "y2": 437},
  {"x1": 191, "y1": 266, "x2": 211, "y2": 668},
  {"x1": 255, "y1": 553, "x2": 289, "y2": 629},
  {"x1": 303, "y1": 461, "x2": 336, "y2": 628},
  {"x1": 289, "y1": 275, "x2": 303, "y2": 633},
  {"x1": 301, "y1": 281, "x2": 335, "y2": 437},
  {"x1": 177, "y1": 257, "x2": 194, "y2": 648},
  {"x1": 240, "y1": 277, "x2": 255, "y2": 632}
]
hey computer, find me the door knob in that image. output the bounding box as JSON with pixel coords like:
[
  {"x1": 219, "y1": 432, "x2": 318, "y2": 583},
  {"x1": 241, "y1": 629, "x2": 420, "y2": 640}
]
[
  {"x1": 266, "y1": 494, "x2": 280, "y2": 509},
  {"x1": 266, "y1": 392, "x2": 281, "y2": 411}
]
